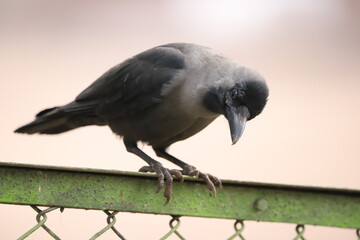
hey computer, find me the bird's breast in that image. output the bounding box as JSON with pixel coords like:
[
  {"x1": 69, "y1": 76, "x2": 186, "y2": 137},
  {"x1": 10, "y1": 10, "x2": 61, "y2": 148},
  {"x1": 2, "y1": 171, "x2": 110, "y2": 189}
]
[{"x1": 108, "y1": 92, "x2": 217, "y2": 146}]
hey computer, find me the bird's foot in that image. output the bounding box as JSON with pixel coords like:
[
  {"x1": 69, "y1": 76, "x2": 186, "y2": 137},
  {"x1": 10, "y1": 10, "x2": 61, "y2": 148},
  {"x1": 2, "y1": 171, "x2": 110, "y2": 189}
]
[
  {"x1": 139, "y1": 163, "x2": 183, "y2": 205},
  {"x1": 181, "y1": 165, "x2": 222, "y2": 197}
]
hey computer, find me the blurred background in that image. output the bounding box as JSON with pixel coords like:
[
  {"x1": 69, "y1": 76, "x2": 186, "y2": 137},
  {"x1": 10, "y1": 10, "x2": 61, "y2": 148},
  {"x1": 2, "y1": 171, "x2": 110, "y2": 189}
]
[{"x1": 1, "y1": 0, "x2": 359, "y2": 239}]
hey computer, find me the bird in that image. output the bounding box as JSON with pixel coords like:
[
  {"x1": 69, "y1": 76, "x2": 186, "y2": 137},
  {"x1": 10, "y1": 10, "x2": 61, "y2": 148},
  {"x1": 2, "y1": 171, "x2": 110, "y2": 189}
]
[{"x1": 15, "y1": 43, "x2": 269, "y2": 204}]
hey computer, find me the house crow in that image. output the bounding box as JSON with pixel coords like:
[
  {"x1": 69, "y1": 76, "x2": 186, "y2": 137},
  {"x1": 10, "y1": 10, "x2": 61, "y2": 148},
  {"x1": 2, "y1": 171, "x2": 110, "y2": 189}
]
[{"x1": 15, "y1": 43, "x2": 269, "y2": 203}]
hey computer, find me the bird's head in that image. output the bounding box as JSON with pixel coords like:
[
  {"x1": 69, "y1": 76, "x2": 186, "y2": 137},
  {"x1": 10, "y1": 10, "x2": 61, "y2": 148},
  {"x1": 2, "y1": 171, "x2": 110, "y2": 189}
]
[{"x1": 202, "y1": 67, "x2": 269, "y2": 144}]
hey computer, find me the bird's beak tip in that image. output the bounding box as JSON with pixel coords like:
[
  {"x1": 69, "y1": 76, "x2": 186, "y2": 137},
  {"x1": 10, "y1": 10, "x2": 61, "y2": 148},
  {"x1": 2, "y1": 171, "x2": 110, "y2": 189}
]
[
  {"x1": 231, "y1": 136, "x2": 240, "y2": 145},
  {"x1": 226, "y1": 105, "x2": 249, "y2": 146}
]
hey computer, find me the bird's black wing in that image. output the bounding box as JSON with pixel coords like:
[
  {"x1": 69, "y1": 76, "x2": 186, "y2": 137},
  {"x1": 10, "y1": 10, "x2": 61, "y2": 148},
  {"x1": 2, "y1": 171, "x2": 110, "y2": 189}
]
[{"x1": 74, "y1": 45, "x2": 186, "y2": 118}]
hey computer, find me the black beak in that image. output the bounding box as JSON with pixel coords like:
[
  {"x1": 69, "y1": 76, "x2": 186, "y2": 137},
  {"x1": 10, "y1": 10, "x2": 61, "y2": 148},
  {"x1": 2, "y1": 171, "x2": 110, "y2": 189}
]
[{"x1": 225, "y1": 105, "x2": 250, "y2": 145}]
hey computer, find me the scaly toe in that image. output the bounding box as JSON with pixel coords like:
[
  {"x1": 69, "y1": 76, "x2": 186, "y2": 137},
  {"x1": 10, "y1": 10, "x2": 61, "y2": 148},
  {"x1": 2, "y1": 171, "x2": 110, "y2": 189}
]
[
  {"x1": 168, "y1": 169, "x2": 184, "y2": 183},
  {"x1": 207, "y1": 173, "x2": 223, "y2": 188},
  {"x1": 138, "y1": 164, "x2": 183, "y2": 204},
  {"x1": 182, "y1": 165, "x2": 199, "y2": 177},
  {"x1": 138, "y1": 166, "x2": 154, "y2": 173},
  {"x1": 198, "y1": 172, "x2": 217, "y2": 196},
  {"x1": 181, "y1": 165, "x2": 221, "y2": 197},
  {"x1": 162, "y1": 169, "x2": 173, "y2": 205}
]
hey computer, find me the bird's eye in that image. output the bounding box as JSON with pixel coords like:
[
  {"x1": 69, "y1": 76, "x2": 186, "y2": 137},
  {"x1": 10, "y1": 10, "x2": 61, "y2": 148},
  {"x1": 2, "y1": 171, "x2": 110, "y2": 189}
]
[{"x1": 230, "y1": 89, "x2": 237, "y2": 99}]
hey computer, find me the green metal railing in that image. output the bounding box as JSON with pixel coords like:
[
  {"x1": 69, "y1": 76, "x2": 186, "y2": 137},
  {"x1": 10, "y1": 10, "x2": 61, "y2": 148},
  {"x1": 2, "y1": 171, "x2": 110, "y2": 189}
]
[{"x1": 0, "y1": 162, "x2": 359, "y2": 239}]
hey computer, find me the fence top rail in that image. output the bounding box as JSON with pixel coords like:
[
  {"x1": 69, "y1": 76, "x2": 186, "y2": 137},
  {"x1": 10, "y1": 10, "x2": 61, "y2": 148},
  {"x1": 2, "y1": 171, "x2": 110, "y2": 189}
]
[
  {"x1": 0, "y1": 161, "x2": 359, "y2": 229},
  {"x1": 1, "y1": 161, "x2": 358, "y2": 195}
]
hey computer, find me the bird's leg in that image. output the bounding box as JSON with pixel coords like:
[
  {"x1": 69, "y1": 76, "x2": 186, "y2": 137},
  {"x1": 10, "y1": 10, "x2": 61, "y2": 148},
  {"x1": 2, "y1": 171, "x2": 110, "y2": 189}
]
[
  {"x1": 124, "y1": 141, "x2": 182, "y2": 204},
  {"x1": 153, "y1": 147, "x2": 222, "y2": 196}
]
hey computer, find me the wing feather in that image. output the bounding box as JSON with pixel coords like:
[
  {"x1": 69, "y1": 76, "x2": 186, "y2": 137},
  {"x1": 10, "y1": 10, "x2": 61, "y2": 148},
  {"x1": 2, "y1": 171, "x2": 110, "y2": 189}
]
[{"x1": 75, "y1": 45, "x2": 186, "y2": 118}]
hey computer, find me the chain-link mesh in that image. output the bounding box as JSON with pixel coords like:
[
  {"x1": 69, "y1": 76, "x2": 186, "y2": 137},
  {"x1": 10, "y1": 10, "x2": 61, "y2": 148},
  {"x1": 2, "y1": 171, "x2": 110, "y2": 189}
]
[
  {"x1": 293, "y1": 224, "x2": 306, "y2": 240},
  {"x1": 18, "y1": 206, "x2": 61, "y2": 240},
  {"x1": 227, "y1": 220, "x2": 245, "y2": 240},
  {"x1": 160, "y1": 215, "x2": 186, "y2": 240},
  {"x1": 90, "y1": 210, "x2": 126, "y2": 240},
  {"x1": 14, "y1": 205, "x2": 360, "y2": 239},
  {"x1": 17, "y1": 206, "x2": 128, "y2": 240}
]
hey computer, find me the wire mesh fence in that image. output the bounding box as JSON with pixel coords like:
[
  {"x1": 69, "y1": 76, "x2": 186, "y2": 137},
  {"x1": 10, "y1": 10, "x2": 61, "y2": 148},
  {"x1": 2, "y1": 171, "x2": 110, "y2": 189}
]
[{"x1": 11, "y1": 205, "x2": 360, "y2": 239}]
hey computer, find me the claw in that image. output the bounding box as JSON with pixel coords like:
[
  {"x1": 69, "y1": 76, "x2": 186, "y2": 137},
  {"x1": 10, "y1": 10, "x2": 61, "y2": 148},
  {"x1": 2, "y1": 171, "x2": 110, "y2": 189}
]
[
  {"x1": 181, "y1": 165, "x2": 221, "y2": 197},
  {"x1": 138, "y1": 164, "x2": 183, "y2": 204},
  {"x1": 199, "y1": 172, "x2": 216, "y2": 196},
  {"x1": 156, "y1": 176, "x2": 165, "y2": 194},
  {"x1": 208, "y1": 174, "x2": 223, "y2": 188},
  {"x1": 163, "y1": 170, "x2": 173, "y2": 205},
  {"x1": 139, "y1": 165, "x2": 165, "y2": 193}
]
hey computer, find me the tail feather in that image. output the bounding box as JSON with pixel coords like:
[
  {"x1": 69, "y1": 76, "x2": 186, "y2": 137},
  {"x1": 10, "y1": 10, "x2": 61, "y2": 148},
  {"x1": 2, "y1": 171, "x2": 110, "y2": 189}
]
[
  {"x1": 14, "y1": 107, "x2": 72, "y2": 134},
  {"x1": 36, "y1": 107, "x2": 59, "y2": 118},
  {"x1": 14, "y1": 102, "x2": 100, "y2": 134}
]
